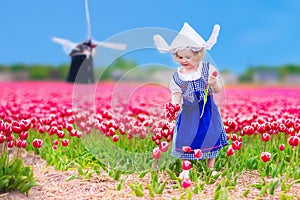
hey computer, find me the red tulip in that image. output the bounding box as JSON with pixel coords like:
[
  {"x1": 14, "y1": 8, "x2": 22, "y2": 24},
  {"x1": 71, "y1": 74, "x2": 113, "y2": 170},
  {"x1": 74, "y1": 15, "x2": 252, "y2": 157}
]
[
  {"x1": 232, "y1": 141, "x2": 242, "y2": 150},
  {"x1": 21, "y1": 140, "x2": 27, "y2": 148},
  {"x1": 279, "y1": 144, "x2": 285, "y2": 151},
  {"x1": 12, "y1": 122, "x2": 22, "y2": 133},
  {"x1": 0, "y1": 135, "x2": 5, "y2": 143},
  {"x1": 154, "y1": 139, "x2": 160, "y2": 145},
  {"x1": 182, "y1": 160, "x2": 192, "y2": 170},
  {"x1": 257, "y1": 124, "x2": 266, "y2": 133},
  {"x1": 56, "y1": 130, "x2": 65, "y2": 138},
  {"x1": 53, "y1": 140, "x2": 58, "y2": 145},
  {"x1": 288, "y1": 136, "x2": 299, "y2": 147},
  {"x1": 52, "y1": 145, "x2": 57, "y2": 150},
  {"x1": 112, "y1": 135, "x2": 119, "y2": 142},
  {"x1": 166, "y1": 135, "x2": 172, "y2": 142},
  {"x1": 212, "y1": 71, "x2": 218, "y2": 77},
  {"x1": 194, "y1": 149, "x2": 202, "y2": 158},
  {"x1": 285, "y1": 119, "x2": 294, "y2": 128},
  {"x1": 159, "y1": 141, "x2": 169, "y2": 152},
  {"x1": 261, "y1": 152, "x2": 271, "y2": 162},
  {"x1": 76, "y1": 132, "x2": 82, "y2": 138},
  {"x1": 228, "y1": 121, "x2": 237, "y2": 130},
  {"x1": 231, "y1": 134, "x2": 237, "y2": 141},
  {"x1": 271, "y1": 121, "x2": 279, "y2": 130},
  {"x1": 155, "y1": 132, "x2": 162, "y2": 140},
  {"x1": 262, "y1": 133, "x2": 270, "y2": 142},
  {"x1": 38, "y1": 126, "x2": 45, "y2": 134},
  {"x1": 7, "y1": 140, "x2": 14, "y2": 148},
  {"x1": 6, "y1": 135, "x2": 15, "y2": 142},
  {"x1": 152, "y1": 147, "x2": 161, "y2": 159},
  {"x1": 61, "y1": 139, "x2": 69, "y2": 147},
  {"x1": 181, "y1": 178, "x2": 192, "y2": 189},
  {"x1": 20, "y1": 120, "x2": 31, "y2": 131},
  {"x1": 67, "y1": 117, "x2": 75, "y2": 124},
  {"x1": 278, "y1": 124, "x2": 287, "y2": 132},
  {"x1": 20, "y1": 131, "x2": 29, "y2": 140},
  {"x1": 286, "y1": 127, "x2": 295, "y2": 135},
  {"x1": 16, "y1": 139, "x2": 22, "y2": 147},
  {"x1": 109, "y1": 127, "x2": 116, "y2": 136},
  {"x1": 227, "y1": 147, "x2": 234, "y2": 156},
  {"x1": 69, "y1": 129, "x2": 77, "y2": 137},
  {"x1": 294, "y1": 123, "x2": 300, "y2": 131},
  {"x1": 152, "y1": 135, "x2": 157, "y2": 141},
  {"x1": 66, "y1": 124, "x2": 73, "y2": 132},
  {"x1": 32, "y1": 138, "x2": 43, "y2": 148},
  {"x1": 182, "y1": 146, "x2": 192, "y2": 153},
  {"x1": 49, "y1": 126, "x2": 58, "y2": 135},
  {"x1": 242, "y1": 125, "x2": 254, "y2": 135},
  {"x1": 119, "y1": 126, "x2": 126, "y2": 135}
]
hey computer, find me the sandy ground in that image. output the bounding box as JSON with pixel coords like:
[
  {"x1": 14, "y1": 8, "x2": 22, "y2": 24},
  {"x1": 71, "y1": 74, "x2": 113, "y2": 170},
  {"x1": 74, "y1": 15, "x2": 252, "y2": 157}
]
[{"x1": 1, "y1": 151, "x2": 299, "y2": 200}]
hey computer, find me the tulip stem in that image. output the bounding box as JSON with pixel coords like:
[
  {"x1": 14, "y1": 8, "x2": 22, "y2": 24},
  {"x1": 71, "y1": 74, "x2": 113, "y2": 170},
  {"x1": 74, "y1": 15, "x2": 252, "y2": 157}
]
[
  {"x1": 289, "y1": 147, "x2": 294, "y2": 165},
  {"x1": 77, "y1": 138, "x2": 80, "y2": 150},
  {"x1": 227, "y1": 156, "x2": 230, "y2": 172},
  {"x1": 0, "y1": 143, "x2": 4, "y2": 157},
  {"x1": 33, "y1": 149, "x2": 36, "y2": 164},
  {"x1": 6, "y1": 144, "x2": 9, "y2": 166},
  {"x1": 245, "y1": 136, "x2": 250, "y2": 150},
  {"x1": 16, "y1": 147, "x2": 20, "y2": 159},
  {"x1": 277, "y1": 134, "x2": 280, "y2": 163}
]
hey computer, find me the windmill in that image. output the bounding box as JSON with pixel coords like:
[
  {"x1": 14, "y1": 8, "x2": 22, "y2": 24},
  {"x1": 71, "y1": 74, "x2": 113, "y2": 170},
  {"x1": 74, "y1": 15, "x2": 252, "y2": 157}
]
[{"x1": 52, "y1": 0, "x2": 126, "y2": 84}]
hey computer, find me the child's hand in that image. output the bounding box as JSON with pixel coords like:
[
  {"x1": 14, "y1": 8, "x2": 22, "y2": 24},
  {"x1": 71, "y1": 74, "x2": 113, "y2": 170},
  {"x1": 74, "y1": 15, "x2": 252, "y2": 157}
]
[
  {"x1": 208, "y1": 71, "x2": 221, "y2": 93},
  {"x1": 208, "y1": 70, "x2": 219, "y2": 88},
  {"x1": 208, "y1": 76, "x2": 217, "y2": 87}
]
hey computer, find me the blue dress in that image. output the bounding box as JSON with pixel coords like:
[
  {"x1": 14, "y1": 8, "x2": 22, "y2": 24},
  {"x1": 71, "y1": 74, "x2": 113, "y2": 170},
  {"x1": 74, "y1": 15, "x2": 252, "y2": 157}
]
[{"x1": 170, "y1": 62, "x2": 229, "y2": 160}]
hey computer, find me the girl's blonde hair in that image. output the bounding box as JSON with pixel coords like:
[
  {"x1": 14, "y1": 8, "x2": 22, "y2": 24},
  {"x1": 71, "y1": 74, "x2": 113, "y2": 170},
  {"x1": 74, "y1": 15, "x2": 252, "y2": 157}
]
[{"x1": 173, "y1": 47, "x2": 205, "y2": 63}]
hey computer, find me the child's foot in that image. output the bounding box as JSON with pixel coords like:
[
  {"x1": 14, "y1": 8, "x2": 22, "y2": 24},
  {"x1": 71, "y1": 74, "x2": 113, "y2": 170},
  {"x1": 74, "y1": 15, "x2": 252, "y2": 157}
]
[
  {"x1": 179, "y1": 170, "x2": 189, "y2": 180},
  {"x1": 211, "y1": 170, "x2": 218, "y2": 176},
  {"x1": 209, "y1": 168, "x2": 218, "y2": 176}
]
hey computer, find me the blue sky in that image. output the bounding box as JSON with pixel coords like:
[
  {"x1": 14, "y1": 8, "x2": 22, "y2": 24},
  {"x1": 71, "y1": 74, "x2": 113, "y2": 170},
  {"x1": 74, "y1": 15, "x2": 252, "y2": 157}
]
[{"x1": 1, "y1": 0, "x2": 300, "y2": 74}]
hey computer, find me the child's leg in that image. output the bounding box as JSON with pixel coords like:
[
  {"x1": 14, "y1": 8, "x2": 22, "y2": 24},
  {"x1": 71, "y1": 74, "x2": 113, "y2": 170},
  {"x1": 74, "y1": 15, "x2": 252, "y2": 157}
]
[{"x1": 207, "y1": 158, "x2": 215, "y2": 168}]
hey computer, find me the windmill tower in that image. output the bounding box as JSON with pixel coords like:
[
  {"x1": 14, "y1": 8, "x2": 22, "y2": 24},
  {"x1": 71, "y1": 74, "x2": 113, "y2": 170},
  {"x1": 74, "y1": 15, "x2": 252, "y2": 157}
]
[{"x1": 52, "y1": 0, "x2": 126, "y2": 84}]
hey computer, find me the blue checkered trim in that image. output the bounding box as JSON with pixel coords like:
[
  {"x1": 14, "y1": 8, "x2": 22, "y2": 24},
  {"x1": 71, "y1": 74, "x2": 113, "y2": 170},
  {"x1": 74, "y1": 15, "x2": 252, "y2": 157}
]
[{"x1": 170, "y1": 149, "x2": 220, "y2": 160}]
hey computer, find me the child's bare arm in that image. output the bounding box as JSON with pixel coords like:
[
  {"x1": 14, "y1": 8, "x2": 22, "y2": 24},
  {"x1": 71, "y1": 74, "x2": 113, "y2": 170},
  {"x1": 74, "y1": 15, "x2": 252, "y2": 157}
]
[{"x1": 172, "y1": 92, "x2": 182, "y2": 105}]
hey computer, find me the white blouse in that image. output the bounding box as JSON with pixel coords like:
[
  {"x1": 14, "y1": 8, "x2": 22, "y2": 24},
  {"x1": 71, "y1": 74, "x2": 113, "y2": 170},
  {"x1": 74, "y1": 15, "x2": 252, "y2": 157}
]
[{"x1": 170, "y1": 63, "x2": 220, "y2": 93}]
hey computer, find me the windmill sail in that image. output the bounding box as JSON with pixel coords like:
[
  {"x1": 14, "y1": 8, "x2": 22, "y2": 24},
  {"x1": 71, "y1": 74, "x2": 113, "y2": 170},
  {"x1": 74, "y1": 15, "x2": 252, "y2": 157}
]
[
  {"x1": 52, "y1": 0, "x2": 127, "y2": 84},
  {"x1": 85, "y1": 0, "x2": 92, "y2": 40}
]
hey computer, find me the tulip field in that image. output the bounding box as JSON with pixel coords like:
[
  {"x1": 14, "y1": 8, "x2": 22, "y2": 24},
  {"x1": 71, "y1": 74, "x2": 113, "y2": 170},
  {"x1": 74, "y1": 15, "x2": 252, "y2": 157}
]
[{"x1": 0, "y1": 81, "x2": 299, "y2": 200}]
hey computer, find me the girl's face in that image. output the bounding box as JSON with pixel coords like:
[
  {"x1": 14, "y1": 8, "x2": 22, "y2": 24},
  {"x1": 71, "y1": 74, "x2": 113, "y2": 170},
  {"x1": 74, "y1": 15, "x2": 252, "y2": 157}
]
[{"x1": 174, "y1": 49, "x2": 200, "y2": 70}]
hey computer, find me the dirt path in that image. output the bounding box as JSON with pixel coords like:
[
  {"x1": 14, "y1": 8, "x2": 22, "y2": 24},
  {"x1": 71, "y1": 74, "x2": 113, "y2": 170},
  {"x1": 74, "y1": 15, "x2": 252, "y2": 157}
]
[{"x1": 1, "y1": 151, "x2": 299, "y2": 200}]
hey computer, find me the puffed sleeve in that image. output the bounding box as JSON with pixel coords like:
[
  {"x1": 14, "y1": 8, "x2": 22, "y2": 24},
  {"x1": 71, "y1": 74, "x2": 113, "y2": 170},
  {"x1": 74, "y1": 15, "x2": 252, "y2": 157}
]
[{"x1": 169, "y1": 78, "x2": 182, "y2": 93}]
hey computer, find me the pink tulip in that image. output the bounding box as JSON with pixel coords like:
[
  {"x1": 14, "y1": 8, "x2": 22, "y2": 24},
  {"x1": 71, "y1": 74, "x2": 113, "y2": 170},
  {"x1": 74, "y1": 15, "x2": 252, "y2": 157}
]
[
  {"x1": 182, "y1": 160, "x2": 192, "y2": 170},
  {"x1": 112, "y1": 135, "x2": 119, "y2": 142},
  {"x1": 61, "y1": 139, "x2": 69, "y2": 147},
  {"x1": 152, "y1": 147, "x2": 161, "y2": 159},
  {"x1": 159, "y1": 141, "x2": 169, "y2": 152},
  {"x1": 194, "y1": 149, "x2": 202, "y2": 158},
  {"x1": 227, "y1": 147, "x2": 234, "y2": 156},
  {"x1": 261, "y1": 152, "x2": 271, "y2": 162},
  {"x1": 279, "y1": 144, "x2": 285, "y2": 151},
  {"x1": 182, "y1": 146, "x2": 192, "y2": 153},
  {"x1": 32, "y1": 138, "x2": 43, "y2": 149},
  {"x1": 181, "y1": 178, "x2": 192, "y2": 189}
]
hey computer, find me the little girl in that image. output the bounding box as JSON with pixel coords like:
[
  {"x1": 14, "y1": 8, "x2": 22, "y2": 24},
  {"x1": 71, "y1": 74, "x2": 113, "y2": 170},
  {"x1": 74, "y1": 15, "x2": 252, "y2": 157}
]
[{"x1": 154, "y1": 23, "x2": 229, "y2": 178}]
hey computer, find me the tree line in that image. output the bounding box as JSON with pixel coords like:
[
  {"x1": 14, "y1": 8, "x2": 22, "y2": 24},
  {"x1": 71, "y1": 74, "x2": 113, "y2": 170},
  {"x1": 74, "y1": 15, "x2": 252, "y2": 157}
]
[{"x1": 0, "y1": 60, "x2": 299, "y2": 82}]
